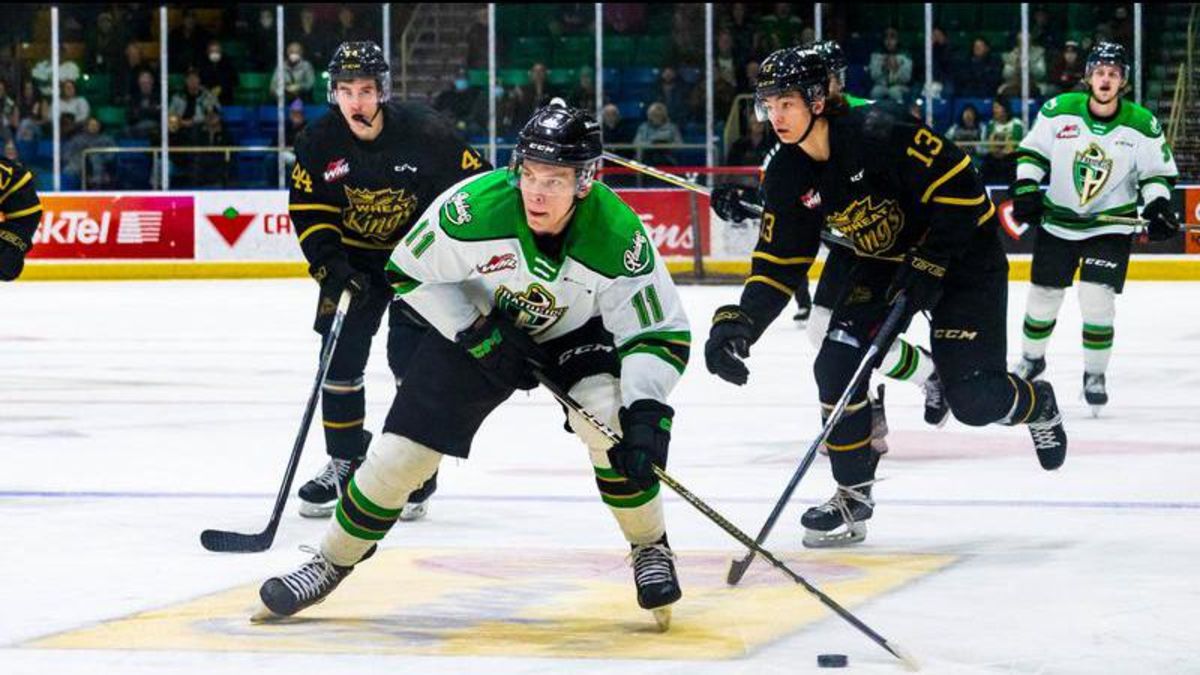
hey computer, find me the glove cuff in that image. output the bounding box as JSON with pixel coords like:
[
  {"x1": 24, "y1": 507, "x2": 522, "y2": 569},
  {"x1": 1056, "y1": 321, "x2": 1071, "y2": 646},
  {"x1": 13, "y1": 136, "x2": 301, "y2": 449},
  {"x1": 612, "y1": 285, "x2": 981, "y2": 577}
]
[
  {"x1": 712, "y1": 304, "x2": 752, "y2": 326},
  {"x1": 623, "y1": 399, "x2": 675, "y2": 430},
  {"x1": 1011, "y1": 178, "x2": 1040, "y2": 196}
]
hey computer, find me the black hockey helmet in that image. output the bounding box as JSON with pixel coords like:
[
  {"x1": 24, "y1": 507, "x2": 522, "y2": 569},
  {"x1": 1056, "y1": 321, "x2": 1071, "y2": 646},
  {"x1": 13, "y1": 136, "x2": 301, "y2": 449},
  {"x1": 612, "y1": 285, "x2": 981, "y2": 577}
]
[
  {"x1": 510, "y1": 98, "x2": 602, "y2": 195},
  {"x1": 327, "y1": 41, "x2": 391, "y2": 105},
  {"x1": 813, "y1": 40, "x2": 848, "y2": 86},
  {"x1": 755, "y1": 47, "x2": 829, "y2": 122},
  {"x1": 1085, "y1": 41, "x2": 1129, "y2": 80}
]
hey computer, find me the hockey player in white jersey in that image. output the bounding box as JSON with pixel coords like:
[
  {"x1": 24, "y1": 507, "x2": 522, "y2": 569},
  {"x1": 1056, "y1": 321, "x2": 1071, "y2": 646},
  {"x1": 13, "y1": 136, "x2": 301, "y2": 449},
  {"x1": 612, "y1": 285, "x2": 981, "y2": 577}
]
[
  {"x1": 1010, "y1": 42, "x2": 1180, "y2": 414},
  {"x1": 254, "y1": 101, "x2": 690, "y2": 630}
]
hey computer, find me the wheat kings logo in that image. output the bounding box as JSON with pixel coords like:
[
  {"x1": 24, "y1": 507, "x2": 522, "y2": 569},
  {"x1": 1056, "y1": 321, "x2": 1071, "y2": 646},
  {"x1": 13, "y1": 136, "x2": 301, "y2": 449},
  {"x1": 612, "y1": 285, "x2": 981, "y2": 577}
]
[
  {"x1": 1073, "y1": 143, "x2": 1113, "y2": 207},
  {"x1": 343, "y1": 186, "x2": 418, "y2": 242},
  {"x1": 827, "y1": 196, "x2": 904, "y2": 255},
  {"x1": 495, "y1": 283, "x2": 567, "y2": 336},
  {"x1": 623, "y1": 230, "x2": 652, "y2": 273}
]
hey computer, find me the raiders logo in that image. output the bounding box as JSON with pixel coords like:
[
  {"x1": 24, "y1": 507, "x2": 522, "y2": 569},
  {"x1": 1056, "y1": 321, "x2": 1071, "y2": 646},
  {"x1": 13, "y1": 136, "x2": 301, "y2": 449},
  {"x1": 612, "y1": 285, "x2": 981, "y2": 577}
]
[
  {"x1": 827, "y1": 196, "x2": 904, "y2": 255},
  {"x1": 494, "y1": 282, "x2": 567, "y2": 336},
  {"x1": 1073, "y1": 143, "x2": 1113, "y2": 207},
  {"x1": 623, "y1": 230, "x2": 652, "y2": 274},
  {"x1": 342, "y1": 186, "x2": 419, "y2": 242},
  {"x1": 442, "y1": 191, "x2": 472, "y2": 226}
]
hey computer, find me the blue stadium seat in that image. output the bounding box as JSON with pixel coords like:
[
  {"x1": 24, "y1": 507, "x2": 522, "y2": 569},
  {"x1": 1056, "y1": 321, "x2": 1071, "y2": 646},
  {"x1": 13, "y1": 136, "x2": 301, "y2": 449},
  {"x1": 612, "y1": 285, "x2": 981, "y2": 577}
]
[
  {"x1": 616, "y1": 100, "x2": 644, "y2": 122},
  {"x1": 36, "y1": 140, "x2": 53, "y2": 160}
]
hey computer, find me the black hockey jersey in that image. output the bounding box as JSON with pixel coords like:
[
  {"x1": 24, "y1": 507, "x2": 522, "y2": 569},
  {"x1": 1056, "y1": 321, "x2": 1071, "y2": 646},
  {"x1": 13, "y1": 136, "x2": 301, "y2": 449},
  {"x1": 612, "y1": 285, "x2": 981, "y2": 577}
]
[
  {"x1": 288, "y1": 101, "x2": 490, "y2": 276},
  {"x1": 0, "y1": 157, "x2": 43, "y2": 254},
  {"x1": 739, "y1": 101, "x2": 997, "y2": 334}
]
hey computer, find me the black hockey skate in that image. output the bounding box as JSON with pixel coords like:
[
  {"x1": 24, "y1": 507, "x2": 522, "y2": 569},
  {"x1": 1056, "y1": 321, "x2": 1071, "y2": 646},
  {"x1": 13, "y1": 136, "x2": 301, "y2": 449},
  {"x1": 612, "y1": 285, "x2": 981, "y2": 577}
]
[
  {"x1": 1028, "y1": 380, "x2": 1068, "y2": 470},
  {"x1": 793, "y1": 286, "x2": 812, "y2": 324},
  {"x1": 629, "y1": 535, "x2": 681, "y2": 631},
  {"x1": 1014, "y1": 355, "x2": 1046, "y2": 381},
  {"x1": 1083, "y1": 372, "x2": 1107, "y2": 417},
  {"x1": 399, "y1": 472, "x2": 439, "y2": 522},
  {"x1": 922, "y1": 371, "x2": 951, "y2": 427},
  {"x1": 801, "y1": 482, "x2": 875, "y2": 548},
  {"x1": 252, "y1": 544, "x2": 376, "y2": 622},
  {"x1": 298, "y1": 431, "x2": 371, "y2": 518}
]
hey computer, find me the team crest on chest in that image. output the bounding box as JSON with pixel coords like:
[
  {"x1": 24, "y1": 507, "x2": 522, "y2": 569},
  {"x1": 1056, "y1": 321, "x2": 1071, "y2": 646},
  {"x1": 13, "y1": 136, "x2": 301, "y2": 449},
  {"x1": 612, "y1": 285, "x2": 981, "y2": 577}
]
[
  {"x1": 1073, "y1": 142, "x2": 1112, "y2": 207},
  {"x1": 342, "y1": 186, "x2": 418, "y2": 242},
  {"x1": 827, "y1": 196, "x2": 904, "y2": 255},
  {"x1": 495, "y1": 282, "x2": 567, "y2": 335}
]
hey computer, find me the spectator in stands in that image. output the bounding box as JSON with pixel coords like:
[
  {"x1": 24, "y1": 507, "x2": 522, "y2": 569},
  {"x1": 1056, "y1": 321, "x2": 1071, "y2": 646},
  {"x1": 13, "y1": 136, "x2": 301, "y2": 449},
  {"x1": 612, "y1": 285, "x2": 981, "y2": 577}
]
[
  {"x1": 724, "y1": 3, "x2": 756, "y2": 63},
  {"x1": 670, "y1": 5, "x2": 705, "y2": 68},
  {"x1": 1030, "y1": 6, "x2": 1060, "y2": 51},
  {"x1": 0, "y1": 80, "x2": 16, "y2": 141},
  {"x1": 1000, "y1": 33, "x2": 1048, "y2": 96},
  {"x1": 16, "y1": 81, "x2": 48, "y2": 142},
  {"x1": 757, "y1": 3, "x2": 804, "y2": 55},
  {"x1": 272, "y1": 42, "x2": 316, "y2": 104},
  {"x1": 200, "y1": 40, "x2": 239, "y2": 106},
  {"x1": 335, "y1": 7, "x2": 364, "y2": 44},
  {"x1": 869, "y1": 27, "x2": 913, "y2": 104},
  {"x1": 116, "y1": 43, "x2": 155, "y2": 107},
  {"x1": 742, "y1": 60, "x2": 761, "y2": 94},
  {"x1": 168, "y1": 68, "x2": 220, "y2": 143},
  {"x1": 3, "y1": 139, "x2": 17, "y2": 161},
  {"x1": 295, "y1": 8, "x2": 333, "y2": 71},
  {"x1": 605, "y1": 4, "x2": 646, "y2": 35},
  {"x1": 654, "y1": 66, "x2": 691, "y2": 126},
  {"x1": 726, "y1": 115, "x2": 772, "y2": 167},
  {"x1": 285, "y1": 98, "x2": 307, "y2": 146},
  {"x1": 59, "y1": 80, "x2": 90, "y2": 136},
  {"x1": 31, "y1": 58, "x2": 81, "y2": 97},
  {"x1": 570, "y1": 68, "x2": 596, "y2": 113},
  {"x1": 64, "y1": 117, "x2": 115, "y2": 189},
  {"x1": 1048, "y1": 41, "x2": 1086, "y2": 95},
  {"x1": 510, "y1": 62, "x2": 554, "y2": 130},
  {"x1": 927, "y1": 26, "x2": 956, "y2": 98},
  {"x1": 246, "y1": 8, "x2": 278, "y2": 71},
  {"x1": 193, "y1": 106, "x2": 230, "y2": 188},
  {"x1": 433, "y1": 69, "x2": 484, "y2": 135},
  {"x1": 956, "y1": 36, "x2": 1002, "y2": 97},
  {"x1": 88, "y1": 11, "x2": 127, "y2": 75},
  {"x1": 601, "y1": 103, "x2": 633, "y2": 144},
  {"x1": 465, "y1": 7, "x2": 489, "y2": 70},
  {"x1": 946, "y1": 103, "x2": 983, "y2": 160},
  {"x1": 634, "y1": 101, "x2": 682, "y2": 166},
  {"x1": 127, "y1": 71, "x2": 161, "y2": 142},
  {"x1": 169, "y1": 9, "x2": 212, "y2": 71},
  {"x1": 980, "y1": 96, "x2": 1024, "y2": 184},
  {"x1": 1110, "y1": 6, "x2": 1134, "y2": 48}
]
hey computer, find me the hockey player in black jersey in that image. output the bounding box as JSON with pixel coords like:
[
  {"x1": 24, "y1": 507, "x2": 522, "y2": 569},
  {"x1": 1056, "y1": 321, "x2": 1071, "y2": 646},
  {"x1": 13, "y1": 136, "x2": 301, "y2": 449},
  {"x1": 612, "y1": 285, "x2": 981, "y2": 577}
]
[
  {"x1": 0, "y1": 157, "x2": 42, "y2": 282},
  {"x1": 289, "y1": 41, "x2": 490, "y2": 519},
  {"x1": 705, "y1": 47, "x2": 1068, "y2": 547}
]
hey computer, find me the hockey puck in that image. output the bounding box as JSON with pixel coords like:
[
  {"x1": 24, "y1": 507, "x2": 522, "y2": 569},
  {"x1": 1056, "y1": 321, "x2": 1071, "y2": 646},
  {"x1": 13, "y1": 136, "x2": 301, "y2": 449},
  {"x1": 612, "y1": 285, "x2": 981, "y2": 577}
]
[{"x1": 817, "y1": 653, "x2": 848, "y2": 668}]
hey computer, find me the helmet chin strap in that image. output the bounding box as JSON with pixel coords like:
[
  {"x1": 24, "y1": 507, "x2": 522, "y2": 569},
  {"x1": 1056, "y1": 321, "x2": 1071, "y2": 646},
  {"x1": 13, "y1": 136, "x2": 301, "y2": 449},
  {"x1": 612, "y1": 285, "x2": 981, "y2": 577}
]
[{"x1": 795, "y1": 112, "x2": 818, "y2": 144}]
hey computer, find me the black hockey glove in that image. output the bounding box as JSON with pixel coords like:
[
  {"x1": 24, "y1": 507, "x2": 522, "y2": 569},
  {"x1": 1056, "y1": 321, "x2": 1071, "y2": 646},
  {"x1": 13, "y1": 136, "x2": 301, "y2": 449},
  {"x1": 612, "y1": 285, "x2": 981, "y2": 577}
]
[
  {"x1": 888, "y1": 248, "x2": 947, "y2": 317},
  {"x1": 313, "y1": 258, "x2": 370, "y2": 308},
  {"x1": 1143, "y1": 197, "x2": 1181, "y2": 242},
  {"x1": 1010, "y1": 178, "x2": 1044, "y2": 227},
  {"x1": 705, "y1": 305, "x2": 755, "y2": 386},
  {"x1": 456, "y1": 312, "x2": 544, "y2": 391},
  {"x1": 711, "y1": 184, "x2": 760, "y2": 222},
  {"x1": 608, "y1": 399, "x2": 674, "y2": 491},
  {"x1": 0, "y1": 231, "x2": 29, "y2": 282}
]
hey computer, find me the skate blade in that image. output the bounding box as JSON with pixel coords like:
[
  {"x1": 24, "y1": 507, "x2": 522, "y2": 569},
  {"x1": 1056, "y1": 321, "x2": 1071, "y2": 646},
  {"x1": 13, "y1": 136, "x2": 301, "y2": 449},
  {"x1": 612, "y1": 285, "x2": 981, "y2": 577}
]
[
  {"x1": 398, "y1": 501, "x2": 428, "y2": 522},
  {"x1": 652, "y1": 607, "x2": 672, "y2": 632},
  {"x1": 802, "y1": 523, "x2": 866, "y2": 549},
  {"x1": 250, "y1": 603, "x2": 282, "y2": 623},
  {"x1": 298, "y1": 501, "x2": 335, "y2": 519}
]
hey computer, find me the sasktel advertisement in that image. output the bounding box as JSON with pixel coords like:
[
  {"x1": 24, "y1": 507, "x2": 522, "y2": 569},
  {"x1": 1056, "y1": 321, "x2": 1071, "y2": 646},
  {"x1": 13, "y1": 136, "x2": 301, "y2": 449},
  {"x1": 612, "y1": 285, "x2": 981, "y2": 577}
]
[{"x1": 24, "y1": 187, "x2": 1200, "y2": 261}]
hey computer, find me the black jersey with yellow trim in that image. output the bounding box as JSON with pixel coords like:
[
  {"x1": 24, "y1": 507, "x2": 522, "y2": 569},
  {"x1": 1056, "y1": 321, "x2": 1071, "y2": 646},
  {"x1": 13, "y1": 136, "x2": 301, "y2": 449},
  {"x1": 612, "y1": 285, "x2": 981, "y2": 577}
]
[
  {"x1": 0, "y1": 157, "x2": 42, "y2": 253},
  {"x1": 288, "y1": 100, "x2": 490, "y2": 274},
  {"x1": 818, "y1": 101, "x2": 996, "y2": 264}
]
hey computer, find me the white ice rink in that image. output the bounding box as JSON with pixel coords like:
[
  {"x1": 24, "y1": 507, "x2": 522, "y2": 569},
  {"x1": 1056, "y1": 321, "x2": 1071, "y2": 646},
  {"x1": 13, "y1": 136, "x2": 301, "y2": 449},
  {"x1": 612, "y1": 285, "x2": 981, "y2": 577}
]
[{"x1": 2, "y1": 278, "x2": 1198, "y2": 674}]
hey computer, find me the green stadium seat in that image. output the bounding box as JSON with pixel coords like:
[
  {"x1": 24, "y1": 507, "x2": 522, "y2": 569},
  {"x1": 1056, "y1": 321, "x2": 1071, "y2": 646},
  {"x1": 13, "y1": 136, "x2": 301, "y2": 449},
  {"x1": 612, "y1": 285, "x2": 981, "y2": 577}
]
[
  {"x1": 95, "y1": 106, "x2": 126, "y2": 128},
  {"x1": 635, "y1": 35, "x2": 671, "y2": 68},
  {"x1": 467, "y1": 69, "x2": 488, "y2": 87},
  {"x1": 547, "y1": 67, "x2": 577, "y2": 87},
  {"x1": 552, "y1": 36, "x2": 594, "y2": 68},
  {"x1": 603, "y1": 36, "x2": 636, "y2": 68},
  {"x1": 509, "y1": 36, "x2": 551, "y2": 68},
  {"x1": 499, "y1": 68, "x2": 527, "y2": 87}
]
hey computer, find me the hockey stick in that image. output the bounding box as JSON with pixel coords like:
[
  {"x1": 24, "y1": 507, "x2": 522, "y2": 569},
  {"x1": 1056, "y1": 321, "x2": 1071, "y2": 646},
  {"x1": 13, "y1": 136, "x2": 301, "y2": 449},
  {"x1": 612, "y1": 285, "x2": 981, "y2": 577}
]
[
  {"x1": 532, "y1": 367, "x2": 919, "y2": 671},
  {"x1": 726, "y1": 295, "x2": 910, "y2": 586},
  {"x1": 200, "y1": 290, "x2": 353, "y2": 553}
]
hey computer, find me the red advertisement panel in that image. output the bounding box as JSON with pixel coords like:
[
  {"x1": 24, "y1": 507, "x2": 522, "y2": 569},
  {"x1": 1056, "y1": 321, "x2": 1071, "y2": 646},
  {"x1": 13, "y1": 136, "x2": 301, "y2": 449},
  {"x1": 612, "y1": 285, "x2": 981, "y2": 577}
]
[
  {"x1": 1186, "y1": 187, "x2": 1200, "y2": 254},
  {"x1": 28, "y1": 194, "x2": 195, "y2": 259},
  {"x1": 615, "y1": 189, "x2": 711, "y2": 257}
]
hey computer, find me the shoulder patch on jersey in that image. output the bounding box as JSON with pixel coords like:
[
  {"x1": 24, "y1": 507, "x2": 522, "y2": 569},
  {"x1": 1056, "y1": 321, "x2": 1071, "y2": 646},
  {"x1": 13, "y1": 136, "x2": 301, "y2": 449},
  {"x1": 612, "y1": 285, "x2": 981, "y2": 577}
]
[
  {"x1": 622, "y1": 229, "x2": 653, "y2": 274},
  {"x1": 442, "y1": 190, "x2": 473, "y2": 226},
  {"x1": 566, "y1": 182, "x2": 654, "y2": 279},
  {"x1": 1120, "y1": 101, "x2": 1164, "y2": 138},
  {"x1": 437, "y1": 170, "x2": 522, "y2": 242}
]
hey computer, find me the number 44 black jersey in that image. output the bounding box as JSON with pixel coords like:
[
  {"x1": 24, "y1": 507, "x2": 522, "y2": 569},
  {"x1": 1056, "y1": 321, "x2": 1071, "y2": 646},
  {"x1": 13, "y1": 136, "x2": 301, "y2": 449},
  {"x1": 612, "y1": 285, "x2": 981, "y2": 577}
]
[
  {"x1": 739, "y1": 101, "x2": 999, "y2": 332},
  {"x1": 288, "y1": 101, "x2": 490, "y2": 278}
]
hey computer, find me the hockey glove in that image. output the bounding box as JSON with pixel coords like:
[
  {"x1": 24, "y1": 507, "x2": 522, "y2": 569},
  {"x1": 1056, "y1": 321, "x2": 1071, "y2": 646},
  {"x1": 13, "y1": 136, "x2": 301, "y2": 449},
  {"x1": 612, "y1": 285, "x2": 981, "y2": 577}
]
[
  {"x1": 1143, "y1": 197, "x2": 1181, "y2": 242},
  {"x1": 705, "y1": 305, "x2": 755, "y2": 386},
  {"x1": 711, "y1": 184, "x2": 760, "y2": 222},
  {"x1": 1010, "y1": 178, "x2": 1044, "y2": 227},
  {"x1": 888, "y1": 248, "x2": 947, "y2": 317},
  {"x1": 0, "y1": 231, "x2": 28, "y2": 282},
  {"x1": 313, "y1": 258, "x2": 370, "y2": 308},
  {"x1": 608, "y1": 399, "x2": 674, "y2": 491},
  {"x1": 456, "y1": 312, "x2": 543, "y2": 391}
]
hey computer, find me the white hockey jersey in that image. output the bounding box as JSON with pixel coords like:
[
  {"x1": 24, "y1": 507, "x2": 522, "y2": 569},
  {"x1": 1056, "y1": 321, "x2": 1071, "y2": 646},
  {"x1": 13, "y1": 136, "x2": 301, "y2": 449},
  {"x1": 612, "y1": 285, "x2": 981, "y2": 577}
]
[
  {"x1": 386, "y1": 169, "x2": 690, "y2": 406},
  {"x1": 1016, "y1": 92, "x2": 1177, "y2": 240}
]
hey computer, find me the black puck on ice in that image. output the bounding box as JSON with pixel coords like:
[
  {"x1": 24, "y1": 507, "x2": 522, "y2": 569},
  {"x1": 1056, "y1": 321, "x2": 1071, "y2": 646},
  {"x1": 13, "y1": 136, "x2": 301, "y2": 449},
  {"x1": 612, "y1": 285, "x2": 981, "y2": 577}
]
[{"x1": 817, "y1": 653, "x2": 848, "y2": 668}]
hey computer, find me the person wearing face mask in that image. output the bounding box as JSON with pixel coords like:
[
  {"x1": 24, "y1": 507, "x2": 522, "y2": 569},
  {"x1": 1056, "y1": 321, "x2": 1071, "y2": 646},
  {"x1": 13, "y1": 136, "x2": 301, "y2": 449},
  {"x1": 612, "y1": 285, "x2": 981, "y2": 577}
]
[
  {"x1": 1010, "y1": 42, "x2": 1180, "y2": 415},
  {"x1": 285, "y1": 42, "x2": 492, "y2": 522},
  {"x1": 198, "y1": 39, "x2": 239, "y2": 106},
  {"x1": 272, "y1": 42, "x2": 316, "y2": 103},
  {"x1": 432, "y1": 69, "x2": 483, "y2": 135}
]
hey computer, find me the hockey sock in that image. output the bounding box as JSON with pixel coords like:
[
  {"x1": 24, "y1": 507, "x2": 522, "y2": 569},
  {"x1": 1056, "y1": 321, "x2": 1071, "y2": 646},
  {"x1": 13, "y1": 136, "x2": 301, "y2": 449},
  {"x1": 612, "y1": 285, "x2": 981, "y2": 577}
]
[
  {"x1": 322, "y1": 376, "x2": 367, "y2": 460},
  {"x1": 879, "y1": 340, "x2": 934, "y2": 387},
  {"x1": 321, "y1": 433, "x2": 442, "y2": 567},
  {"x1": 1022, "y1": 285, "x2": 1066, "y2": 359},
  {"x1": 806, "y1": 305, "x2": 833, "y2": 350},
  {"x1": 1001, "y1": 374, "x2": 1039, "y2": 425},
  {"x1": 823, "y1": 398, "x2": 877, "y2": 486},
  {"x1": 1078, "y1": 281, "x2": 1115, "y2": 374}
]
